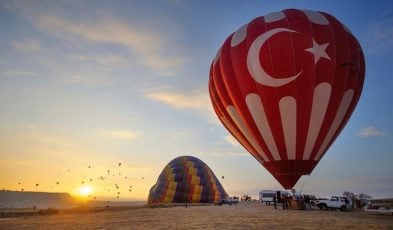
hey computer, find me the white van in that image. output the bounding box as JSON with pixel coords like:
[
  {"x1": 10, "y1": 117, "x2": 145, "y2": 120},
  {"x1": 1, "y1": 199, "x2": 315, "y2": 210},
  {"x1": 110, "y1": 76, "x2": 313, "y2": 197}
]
[
  {"x1": 259, "y1": 190, "x2": 276, "y2": 205},
  {"x1": 259, "y1": 190, "x2": 289, "y2": 205}
]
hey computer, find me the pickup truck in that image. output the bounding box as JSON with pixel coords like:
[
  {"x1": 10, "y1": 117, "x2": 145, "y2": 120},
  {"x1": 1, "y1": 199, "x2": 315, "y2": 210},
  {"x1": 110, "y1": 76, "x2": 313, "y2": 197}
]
[{"x1": 315, "y1": 196, "x2": 351, "y2": 211}]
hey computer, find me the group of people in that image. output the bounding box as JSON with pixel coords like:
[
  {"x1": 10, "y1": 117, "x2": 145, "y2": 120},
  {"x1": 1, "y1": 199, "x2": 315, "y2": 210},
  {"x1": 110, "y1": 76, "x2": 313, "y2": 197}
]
[
  {"x1": 273, "y1": 191, "x2": 290, "y2": 210},
  {"x1": 273, "y1": 191, "x2": 312, "y2": 211}
]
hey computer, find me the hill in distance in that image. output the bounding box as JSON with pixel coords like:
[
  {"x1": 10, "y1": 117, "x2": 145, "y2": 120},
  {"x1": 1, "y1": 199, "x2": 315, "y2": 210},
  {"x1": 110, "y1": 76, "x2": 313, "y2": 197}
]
[{"x1": 0, "y1": 190, "x2": 80, "y2": 209}]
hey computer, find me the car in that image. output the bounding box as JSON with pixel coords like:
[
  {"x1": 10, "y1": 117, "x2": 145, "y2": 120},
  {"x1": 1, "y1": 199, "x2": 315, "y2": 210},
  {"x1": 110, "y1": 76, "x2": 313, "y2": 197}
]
[
  {"x1": 217, "y1": 197, "x2": 239, "y2": 205},
  {"x1": 315, "y1": 196, "x2": 352, "y2": 211}
]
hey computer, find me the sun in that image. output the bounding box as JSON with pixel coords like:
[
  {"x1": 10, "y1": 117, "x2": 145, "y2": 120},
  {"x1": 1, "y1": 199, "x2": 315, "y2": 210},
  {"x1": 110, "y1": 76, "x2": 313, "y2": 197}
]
[{"x1": 79, "y1": 185, "x2": 92, "y2": 196}]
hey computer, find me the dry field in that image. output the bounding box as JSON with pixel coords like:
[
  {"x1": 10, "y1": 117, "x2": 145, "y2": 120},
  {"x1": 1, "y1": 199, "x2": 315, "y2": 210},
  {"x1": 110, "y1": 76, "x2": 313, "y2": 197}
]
[{"x1": 0, "y1": 202, "x2": 392, "y2": 229}]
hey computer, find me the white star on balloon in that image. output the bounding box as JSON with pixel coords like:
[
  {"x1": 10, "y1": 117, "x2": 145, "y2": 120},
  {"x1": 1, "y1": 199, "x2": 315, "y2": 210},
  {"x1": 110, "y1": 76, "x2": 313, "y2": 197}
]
[{"x1": 305, "y1": 39, "x2": 330, "y2": 64}]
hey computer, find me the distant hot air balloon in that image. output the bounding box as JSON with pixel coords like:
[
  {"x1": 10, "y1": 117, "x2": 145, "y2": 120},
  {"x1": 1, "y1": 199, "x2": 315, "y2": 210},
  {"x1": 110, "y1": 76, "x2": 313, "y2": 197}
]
[
  {"x1": 118, "y1": 163, "x2": 122, "y2": 167},
  {"x1": 148, "y1": 156, "x2": 228, "y2": 204},
  {"x1": 209, "y1": 9, "x2": 365, "y2": 189}
]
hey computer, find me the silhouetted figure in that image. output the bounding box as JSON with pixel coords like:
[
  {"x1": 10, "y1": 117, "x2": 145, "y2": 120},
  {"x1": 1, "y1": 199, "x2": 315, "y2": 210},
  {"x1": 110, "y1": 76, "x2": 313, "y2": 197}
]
[
  {"x1": 304, "y1": 195, "x2": 310, "y2": 211},
  {"x1": 273, "y1": 196, "x2": 277, "y2": 209}
]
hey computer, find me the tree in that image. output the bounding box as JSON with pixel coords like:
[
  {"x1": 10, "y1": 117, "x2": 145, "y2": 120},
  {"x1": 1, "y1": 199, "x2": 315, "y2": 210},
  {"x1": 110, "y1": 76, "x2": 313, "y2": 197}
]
[{"x1": 343, "y1": 191, "x2": 372, "y2": 209}]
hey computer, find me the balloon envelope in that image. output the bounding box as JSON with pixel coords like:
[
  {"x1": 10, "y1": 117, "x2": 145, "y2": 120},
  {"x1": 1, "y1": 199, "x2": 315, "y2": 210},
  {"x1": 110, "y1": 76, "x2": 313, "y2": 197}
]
[
  {"x1": 209, "y1": 9, "x2": 365, "y2": 189},
  {"x1": 148, "y1": 156, "x2": 227, "y2": 204}
]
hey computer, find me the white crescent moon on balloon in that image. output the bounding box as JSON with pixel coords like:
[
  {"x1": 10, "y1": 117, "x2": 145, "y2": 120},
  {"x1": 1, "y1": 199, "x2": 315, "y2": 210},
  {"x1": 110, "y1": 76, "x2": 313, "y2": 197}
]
[{"x1": 247, "y1": 28, "x2": 303, "y2": 87}]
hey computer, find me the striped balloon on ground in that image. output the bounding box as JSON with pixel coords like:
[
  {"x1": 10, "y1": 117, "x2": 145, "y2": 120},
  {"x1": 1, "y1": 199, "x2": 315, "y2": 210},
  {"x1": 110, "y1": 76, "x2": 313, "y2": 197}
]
[
  {"x1": 209, "y1": 9, "x2": 365, "y2": 189},
  {"x1": 148, "y1": 156, "x2": 227, "y2": 204}
]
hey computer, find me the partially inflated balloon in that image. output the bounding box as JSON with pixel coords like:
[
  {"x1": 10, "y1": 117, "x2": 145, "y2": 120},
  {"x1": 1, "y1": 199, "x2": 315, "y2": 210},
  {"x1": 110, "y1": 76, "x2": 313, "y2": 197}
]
[
  {"x1": 148, "y1": 156, "x2": 227, "y2": 204},
  {"x1": 209, "y1": 9, "x2": 365, "y2": 189}
]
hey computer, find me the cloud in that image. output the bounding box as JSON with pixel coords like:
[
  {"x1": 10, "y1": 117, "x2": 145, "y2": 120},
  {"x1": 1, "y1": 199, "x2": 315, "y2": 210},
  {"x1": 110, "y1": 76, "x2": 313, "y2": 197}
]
[
  {"x1": 68, "y1": 54, "x2": 130, "y2": 68},
  {"x1": 145, "y1": 89, "x2": 212, "y2": 113},
  {"x1": 11, "y1": 38, "x2": 43, "y2": 53},
  {"x1": 356, "y1": 126, "x2": 386, "y2": 137},
  {"x1": 204, "y1": 150, "x2": 248, "y2": 157},
  {"x1": 23, "y1": 124, "x2": 39, "y2": 130},
  {"x1": 33, "y1": 14, "x2": 186, "y2": 75},
  {"x1": 69, "y1": 75, "x2": 113, "y2": 87},
  {"x1": 225, "y1": 135, "x2": 240, "y2": 147},
  {"x1": 363, "y1": 14, "x2": 393, "y2": 54},
  {"x1": 104, "y1": 130, "x2": 138, "y2": 140},
  {"x1": 0, "y1": 69, "x2": 38, "y2": 77}
]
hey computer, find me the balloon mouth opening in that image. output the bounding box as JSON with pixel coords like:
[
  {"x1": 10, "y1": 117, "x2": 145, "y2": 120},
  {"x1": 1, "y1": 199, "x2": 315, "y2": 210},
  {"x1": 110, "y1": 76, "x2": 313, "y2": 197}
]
[{"x1": 263, "y1": 160, "x2": 318, "y2": 189}]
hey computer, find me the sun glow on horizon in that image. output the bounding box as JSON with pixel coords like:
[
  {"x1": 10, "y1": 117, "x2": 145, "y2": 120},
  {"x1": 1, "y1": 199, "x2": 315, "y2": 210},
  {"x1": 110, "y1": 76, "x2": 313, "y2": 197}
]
[{"x1": 78, "y1": 185, "x2": 92, "y2": 197}]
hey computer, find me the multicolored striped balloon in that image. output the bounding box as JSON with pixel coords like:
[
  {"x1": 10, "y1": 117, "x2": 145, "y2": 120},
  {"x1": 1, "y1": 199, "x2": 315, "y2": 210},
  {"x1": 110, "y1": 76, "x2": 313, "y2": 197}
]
[
  {"x1": 209, "y1": 9, "x2": 365, "y2": 189},
  {"x1": 148, "y1": 156, "x2": 227, "y2": 204}
]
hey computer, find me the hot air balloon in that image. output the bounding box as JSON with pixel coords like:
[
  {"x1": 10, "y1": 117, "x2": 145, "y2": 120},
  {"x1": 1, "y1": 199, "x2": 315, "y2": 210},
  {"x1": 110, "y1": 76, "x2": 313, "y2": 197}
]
[
  {"x1": 209, "y1": 9, "x2": 365, "y2": 189},
  {"x1": 148, "y1": 156, "x2": 227, "y2": 204}
]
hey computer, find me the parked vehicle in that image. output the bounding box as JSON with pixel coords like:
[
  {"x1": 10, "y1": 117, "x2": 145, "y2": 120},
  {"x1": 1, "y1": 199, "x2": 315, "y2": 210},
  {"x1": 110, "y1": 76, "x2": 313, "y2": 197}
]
[
  {"x1": 259, "y1": 190, "x2": 275, "y2": 205},
  {"x1": 315, "y1": 196, "x2": 351, "y2": 211},
  {"x1": 217, "y1": 197, "x2": 239, "y2": 205},
  {"x1": 241, "y1": 195, "x2": 251, "y2": 202},
  {"x1": 259, "y1": 190, "x2": 289, "y2": 205}
]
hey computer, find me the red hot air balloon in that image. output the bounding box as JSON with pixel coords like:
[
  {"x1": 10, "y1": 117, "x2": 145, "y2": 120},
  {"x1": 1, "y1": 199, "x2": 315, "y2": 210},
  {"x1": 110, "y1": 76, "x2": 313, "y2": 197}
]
[{"x1": 209, "y1": 9, "x2": 365, "y2": 189}]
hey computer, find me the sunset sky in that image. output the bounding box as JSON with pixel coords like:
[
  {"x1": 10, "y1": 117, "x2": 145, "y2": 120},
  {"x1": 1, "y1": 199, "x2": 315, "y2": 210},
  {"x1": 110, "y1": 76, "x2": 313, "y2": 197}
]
[{"x1": 0, "y1": 0, "x2": 392, "y2": 200}]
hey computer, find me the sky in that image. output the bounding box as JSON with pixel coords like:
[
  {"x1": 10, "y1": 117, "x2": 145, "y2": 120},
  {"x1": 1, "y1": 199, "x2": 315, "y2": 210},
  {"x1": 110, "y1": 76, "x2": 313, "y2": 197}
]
[{"x1": 0, "y1": 0, "x2": 392, "y2": 201}]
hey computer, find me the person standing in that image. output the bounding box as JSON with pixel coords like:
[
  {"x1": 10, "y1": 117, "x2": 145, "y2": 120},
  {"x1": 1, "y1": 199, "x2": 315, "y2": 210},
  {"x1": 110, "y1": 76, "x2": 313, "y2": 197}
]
[
  {"x1": 273, "y1": 195, "x2": 277, "y2": 209},
  {"x1": 304, "y1": 195, "x2": 310, "y2": 211}
]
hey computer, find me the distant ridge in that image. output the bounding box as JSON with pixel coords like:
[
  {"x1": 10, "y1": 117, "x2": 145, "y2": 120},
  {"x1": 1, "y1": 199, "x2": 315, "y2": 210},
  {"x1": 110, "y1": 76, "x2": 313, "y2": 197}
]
[{"x1": 0, "y1": 190, "x2": 79, "y2": 209}]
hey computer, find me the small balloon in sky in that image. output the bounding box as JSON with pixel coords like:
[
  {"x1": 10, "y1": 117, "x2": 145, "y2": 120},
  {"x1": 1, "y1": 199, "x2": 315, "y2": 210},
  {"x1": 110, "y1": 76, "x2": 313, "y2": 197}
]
[
  {"x1": 118, "y1": 163, "x2": 121, "y2": 167},
  {"x1": 35, "y1": 183, "x2": 39, "y2": 187},
  {"x1": 56, "y1": 182, "x2": 59, "y2": 185},
  {"x1": 81, "y1": 181, "x2": 85, "y2": 184}
]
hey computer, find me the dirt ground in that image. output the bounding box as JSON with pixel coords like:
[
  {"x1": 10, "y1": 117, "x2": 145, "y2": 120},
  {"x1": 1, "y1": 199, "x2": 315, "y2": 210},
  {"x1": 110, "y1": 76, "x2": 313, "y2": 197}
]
[{"x1": 0, "y1": 202, "x2": 392, "y2": 229}]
